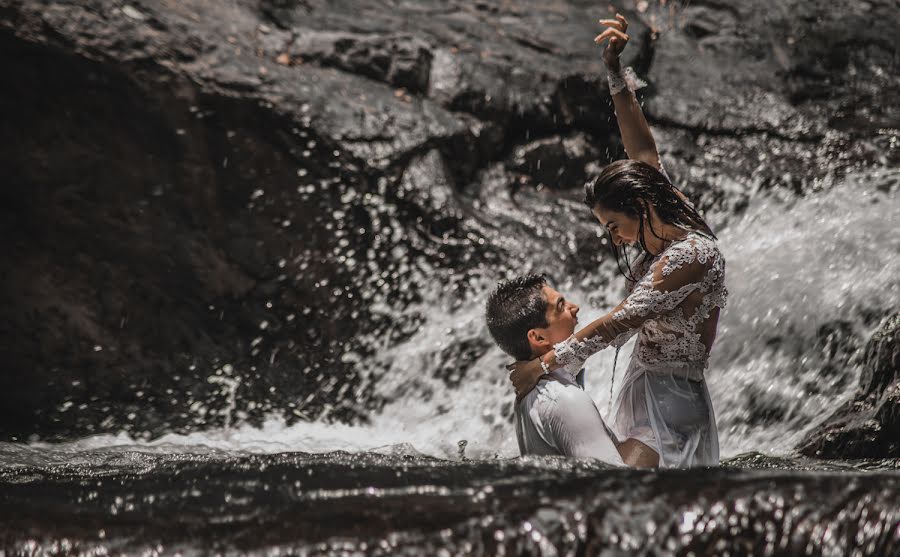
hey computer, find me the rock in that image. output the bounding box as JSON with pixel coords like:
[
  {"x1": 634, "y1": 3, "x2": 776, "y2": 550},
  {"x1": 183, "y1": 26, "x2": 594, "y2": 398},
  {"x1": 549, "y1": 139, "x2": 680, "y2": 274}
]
[
  {"x1": 643, "y1": 0, "x2": 898, "y2": 137},
  {"x1": 506, "y1": 132, "x2": 601, "y2": 191},
  {"x1": 642, "y1": 0, "x2": 899, "y2": 196},
  {"x1": 798, "y1": 314, "x2": 900, "y2": 459},
  {"x1": 291, "y1": 31, "x2": 434, "y2": 93}
]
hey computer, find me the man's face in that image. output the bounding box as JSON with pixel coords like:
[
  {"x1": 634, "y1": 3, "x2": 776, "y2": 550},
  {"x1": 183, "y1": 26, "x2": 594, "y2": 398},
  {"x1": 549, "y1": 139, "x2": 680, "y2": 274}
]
[{"x1": 528, "y1": 285, "x2": 580, "y2": 355}]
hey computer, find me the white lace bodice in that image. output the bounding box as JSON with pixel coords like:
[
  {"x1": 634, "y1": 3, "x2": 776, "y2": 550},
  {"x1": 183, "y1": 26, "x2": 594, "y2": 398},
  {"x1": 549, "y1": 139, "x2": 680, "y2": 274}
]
[
  {"x1": 622, "y1": 232, "x2": 727, "y2": 367},
  {"x1": 554, "y1": 232, "x2": 727, "y2": 376}
]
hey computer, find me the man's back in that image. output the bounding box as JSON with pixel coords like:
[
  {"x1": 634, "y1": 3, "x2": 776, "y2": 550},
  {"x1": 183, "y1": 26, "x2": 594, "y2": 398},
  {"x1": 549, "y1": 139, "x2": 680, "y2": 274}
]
[{"x1": 514, "y1": 370, "x2": 625, "y2": 465}]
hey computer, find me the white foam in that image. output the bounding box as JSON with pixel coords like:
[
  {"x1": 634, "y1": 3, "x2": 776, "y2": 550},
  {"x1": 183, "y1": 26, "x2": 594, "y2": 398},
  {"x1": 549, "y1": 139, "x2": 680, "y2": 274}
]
[{"x1": 710, "y1": 170, "x2": 899, "y2": 456}]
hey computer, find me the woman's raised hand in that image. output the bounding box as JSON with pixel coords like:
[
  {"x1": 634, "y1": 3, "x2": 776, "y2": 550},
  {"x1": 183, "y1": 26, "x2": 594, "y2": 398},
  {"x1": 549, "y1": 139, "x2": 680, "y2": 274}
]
[{"x1": 595, "y1": 13, "x2": 629, "y2": 72}]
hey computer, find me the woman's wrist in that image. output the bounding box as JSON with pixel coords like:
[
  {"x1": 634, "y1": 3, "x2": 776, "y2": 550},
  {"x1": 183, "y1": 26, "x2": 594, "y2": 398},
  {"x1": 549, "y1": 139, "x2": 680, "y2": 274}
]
[
  {"x1": 538, "y1": 352, "x2": 552, "y2": 375},
  {"x1": 607, "y1": 66, "x2": 646, "y2": 96}
]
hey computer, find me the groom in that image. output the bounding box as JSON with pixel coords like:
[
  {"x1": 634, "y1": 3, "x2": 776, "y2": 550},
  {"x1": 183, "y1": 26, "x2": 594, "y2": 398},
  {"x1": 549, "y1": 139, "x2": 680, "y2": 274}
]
[{"x1": 486, "y1": 274, "x2": 658, "y2": 467}]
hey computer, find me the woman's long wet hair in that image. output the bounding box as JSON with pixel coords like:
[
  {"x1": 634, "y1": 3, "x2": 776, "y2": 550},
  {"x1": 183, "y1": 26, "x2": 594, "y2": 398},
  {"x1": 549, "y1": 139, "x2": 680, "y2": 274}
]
[{"x1": 584, "y1": 159, "x2": 716, "y2": 282}]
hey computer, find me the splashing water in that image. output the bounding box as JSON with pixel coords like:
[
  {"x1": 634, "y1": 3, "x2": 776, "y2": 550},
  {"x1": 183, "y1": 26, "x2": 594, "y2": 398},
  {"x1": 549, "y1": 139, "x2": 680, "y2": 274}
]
[
  {"x1": 709, "y1": 169, "x2": 899, "y2": 455},
  {"x1": 22, "y1": 169, "x2": 898, "y2": 461}
]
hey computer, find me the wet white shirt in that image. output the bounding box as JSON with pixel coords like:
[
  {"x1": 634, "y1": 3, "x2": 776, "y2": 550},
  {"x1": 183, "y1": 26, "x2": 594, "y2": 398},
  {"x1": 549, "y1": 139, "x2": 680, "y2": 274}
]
[{"x1": 514, "y1": 369, "x2": 625, "y2": 465}]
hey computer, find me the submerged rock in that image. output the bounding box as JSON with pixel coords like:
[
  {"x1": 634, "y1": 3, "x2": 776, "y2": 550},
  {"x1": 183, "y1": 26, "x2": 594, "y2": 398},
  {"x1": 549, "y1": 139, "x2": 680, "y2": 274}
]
[{"x1": 798, "y1": 314, "x2": 900, "y2": 459}]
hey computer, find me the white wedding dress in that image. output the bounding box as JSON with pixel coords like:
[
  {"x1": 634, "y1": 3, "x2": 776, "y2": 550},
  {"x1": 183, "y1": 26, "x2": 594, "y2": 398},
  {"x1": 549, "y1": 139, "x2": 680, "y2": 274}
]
[{"x1": 554, "y1": 231, "x2": 727, "y2": 467}]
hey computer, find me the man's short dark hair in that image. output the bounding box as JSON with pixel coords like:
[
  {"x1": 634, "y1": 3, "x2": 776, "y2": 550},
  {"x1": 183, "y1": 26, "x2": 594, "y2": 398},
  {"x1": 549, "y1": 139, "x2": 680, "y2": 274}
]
[{"x1": 485, "y1": 274, "x2": 549, "y2": 361}]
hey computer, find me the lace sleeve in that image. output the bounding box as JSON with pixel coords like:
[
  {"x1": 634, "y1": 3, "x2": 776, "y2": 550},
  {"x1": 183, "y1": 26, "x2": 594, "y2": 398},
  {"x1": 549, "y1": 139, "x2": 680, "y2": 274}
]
[{"x1": 553, "y1": 334, "x2": 610, "y2": 369}]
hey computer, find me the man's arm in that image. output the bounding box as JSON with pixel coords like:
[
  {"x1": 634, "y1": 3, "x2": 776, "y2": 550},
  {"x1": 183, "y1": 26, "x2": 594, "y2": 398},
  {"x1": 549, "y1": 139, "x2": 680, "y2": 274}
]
[
  {"x1": 540, "y1": 387, "x2": 625, "y2": 464},
  {"x1": 596, "y1": 14, "x2": 662, "y2": 170},
  {"x1": 541, "y1": 388, "x2": 659, "y2": 467}
]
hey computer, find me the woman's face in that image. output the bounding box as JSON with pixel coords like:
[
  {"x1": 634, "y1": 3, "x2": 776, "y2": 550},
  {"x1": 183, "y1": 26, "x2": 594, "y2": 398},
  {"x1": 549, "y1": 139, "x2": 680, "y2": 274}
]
[{"x1": 592, "y1": 205, "x2": 641, "y2": 247}]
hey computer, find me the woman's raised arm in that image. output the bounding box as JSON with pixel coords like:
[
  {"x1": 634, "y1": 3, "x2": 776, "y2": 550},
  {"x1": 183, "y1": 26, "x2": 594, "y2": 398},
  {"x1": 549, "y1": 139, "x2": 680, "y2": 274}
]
[{"x1": 595, "y1": 14, "x2": 662, "y2": 170}]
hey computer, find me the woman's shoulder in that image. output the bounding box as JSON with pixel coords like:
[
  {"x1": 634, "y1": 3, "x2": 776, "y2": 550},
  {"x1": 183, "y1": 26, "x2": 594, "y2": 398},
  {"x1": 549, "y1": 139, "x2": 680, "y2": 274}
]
[
  {"x1": 660, "y1": 231, "x2": 722, "y2": 276},
  {"x1": 682, "y1": 230, "x2": 720, "y2": 249}
]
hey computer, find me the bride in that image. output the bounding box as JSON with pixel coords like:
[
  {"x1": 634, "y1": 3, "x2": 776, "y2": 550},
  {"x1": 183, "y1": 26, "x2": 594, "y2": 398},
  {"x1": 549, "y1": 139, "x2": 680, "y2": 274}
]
[{"x1": 507, "y1": 14, "x2": 727, "y2": 468}]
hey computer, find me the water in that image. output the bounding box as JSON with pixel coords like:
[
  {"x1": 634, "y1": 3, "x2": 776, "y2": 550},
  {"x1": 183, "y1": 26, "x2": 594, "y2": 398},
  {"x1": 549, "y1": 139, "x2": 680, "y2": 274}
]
[
  {"x1": 711, "y1": 168, "x2": 900, "y2": 455},
  {"x1": 1, "y1": 168, "x2": 897, "y2": 554}
]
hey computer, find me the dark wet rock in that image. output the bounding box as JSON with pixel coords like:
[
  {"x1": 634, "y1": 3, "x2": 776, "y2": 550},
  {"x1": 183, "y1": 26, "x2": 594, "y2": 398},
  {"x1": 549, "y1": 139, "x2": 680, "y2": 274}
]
[
  {"x1": 507, "y1": 132, "x2": 601, "y2": 191},
  {"x1": 0, "y1": 10, "x2": 489, "y2": 439},
  {"x1": 643, "y1": 0, "x2": 898, "y2": 137},
  {"x1": 643, "y1": 0, "x2": 899, "y2": 199},
  {"x1": 798, "y1": 314, "x2": 900, "y2": 459},
  {"x1": 0, "y1": 34, "x2": 373, "y2": 438},
  {"x1": 290, "y1": 31, "x2": 434, "y2": 93}
]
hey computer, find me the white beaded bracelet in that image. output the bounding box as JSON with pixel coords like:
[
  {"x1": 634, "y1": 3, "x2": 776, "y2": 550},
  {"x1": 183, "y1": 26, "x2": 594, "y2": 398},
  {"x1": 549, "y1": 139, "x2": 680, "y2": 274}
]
[{"x1": 539, "y1": 358, "x2": 551, "y2": 376}]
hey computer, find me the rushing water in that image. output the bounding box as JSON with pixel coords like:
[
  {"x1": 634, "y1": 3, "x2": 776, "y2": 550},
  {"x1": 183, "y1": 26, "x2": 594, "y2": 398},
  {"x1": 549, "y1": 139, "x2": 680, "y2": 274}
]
[{"x1": 1, "y1": 169, "x2": 898, "y2": 554}]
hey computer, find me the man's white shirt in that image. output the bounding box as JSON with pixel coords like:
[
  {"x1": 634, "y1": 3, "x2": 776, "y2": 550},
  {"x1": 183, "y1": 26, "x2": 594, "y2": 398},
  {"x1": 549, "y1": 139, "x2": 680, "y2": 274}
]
[{"x1": 514, "y1": 369, "x2": 624, "y2": 465}]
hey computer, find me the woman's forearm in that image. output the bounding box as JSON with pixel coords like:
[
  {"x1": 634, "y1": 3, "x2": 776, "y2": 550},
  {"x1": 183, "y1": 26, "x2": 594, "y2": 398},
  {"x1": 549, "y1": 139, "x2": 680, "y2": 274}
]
[
  {"x1": 575, "y1": 312, "x2": 629, "y2": 345},
  {"x1": 610, "y1": 79, "x2": 661, "y2": 170},
  {"x1": 596, "y1": 15, "x2": 661, "y2": 170},
  {"x1": 515, "y1": 309, "x2": 633, "y2": 395},
  {"x1": 540, "y1": 312, "x2": 629, "y2": 373}
]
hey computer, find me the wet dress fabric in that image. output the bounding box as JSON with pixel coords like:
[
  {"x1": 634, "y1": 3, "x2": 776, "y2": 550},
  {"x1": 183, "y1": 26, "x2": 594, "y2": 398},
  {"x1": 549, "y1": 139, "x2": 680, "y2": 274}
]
[
  {"x1": 514, "y1": 369, "x2": 625, "y2": 465},
  {"x1": 555, "y1": 231, "x2": 727, "y2": 467}
]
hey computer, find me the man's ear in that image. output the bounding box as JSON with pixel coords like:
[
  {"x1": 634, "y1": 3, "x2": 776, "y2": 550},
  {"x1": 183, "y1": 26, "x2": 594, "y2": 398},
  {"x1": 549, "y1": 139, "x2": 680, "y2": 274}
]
[{"x1": 527, "y1": 328, "x2": 547, "y2": 348}]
